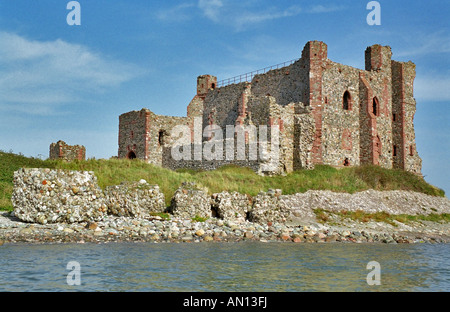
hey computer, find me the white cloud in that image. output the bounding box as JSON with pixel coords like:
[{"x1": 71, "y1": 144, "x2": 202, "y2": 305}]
[
  {"x1": 156, "y1": 3, "x2": 196, "y2": 22},
  {"x1": 233, "y1": 6, "x2": 302, "y2": 31},
  {"x1": 306, "y1": 4, "x2": 344, "y2": 14},
  {"x1": 155, "y1": 2, "x2": 344, "y2": 31},
  {"x1": 0, "y1": 31, "x2": 142, "y2": 115},
  {"x1": 198, "y1": 0, "x2": 223, "y2": 22},
  {"x1": 395, "y1": 31, "x2": 450, "y2": 58},
  {"x1": 195, "y1": 1, "x2": 344, "y2": 31},
  {"x1": 414, "y1": 74, "x2": 450, "y2": 102}
]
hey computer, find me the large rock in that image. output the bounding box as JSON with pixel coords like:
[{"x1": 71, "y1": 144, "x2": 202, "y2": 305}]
[
  {"x1": 247, "y1": 189, "x2": 288, "y2": 224},
  {"x1": 307, "y1": 189, "x2": 450, "y2": 216},
  {"x1": 211, "y1": 191, "x2": 252, "y2": 223},
  {"x1": 168, "y1": 182, "x2": 211, "y2": 219},
  {"x1": 104, "y1": 180, "x2": 166, "y2": 218},
  {"x1": 248, "y1": 189, "x2": 317, "y2": 225},
  {"x1": 249, "y1": 189, "x2": 450, "y2": 225},
  {"x1": 12, "y1": 168, "x2": 107, "y2": 224}
]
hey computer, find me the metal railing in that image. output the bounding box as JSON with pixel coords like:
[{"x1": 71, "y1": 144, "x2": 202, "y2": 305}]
[{"x1": 216, "y1": 58, "x2": 299, "y2": 88}]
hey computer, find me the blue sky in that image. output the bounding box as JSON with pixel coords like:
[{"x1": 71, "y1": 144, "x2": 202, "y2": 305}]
[{"x1": 0, "y1": 0, "x2": 449, "y2": 194}]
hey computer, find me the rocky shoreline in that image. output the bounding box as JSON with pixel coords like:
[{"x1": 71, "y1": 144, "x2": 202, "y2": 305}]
[
  {"x1": 1, "y1": 210, "x2": 449, "y2": 245},
  {"x1": 2, "y1": 168, "x2": 448, "y2": 246}
]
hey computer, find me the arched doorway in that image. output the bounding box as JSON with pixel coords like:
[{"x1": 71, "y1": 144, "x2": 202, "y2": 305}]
[{"x1": 127, "y1": 151, "x2": 136, "y2": 160}]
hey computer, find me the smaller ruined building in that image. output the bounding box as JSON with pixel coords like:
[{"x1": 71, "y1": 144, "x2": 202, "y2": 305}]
[
  {"x1": 118, "y1": 41, "x2": 422, "y2": 175},
  {"x1": 49, "y1": 140, "x2": 86, "y2": 161}
]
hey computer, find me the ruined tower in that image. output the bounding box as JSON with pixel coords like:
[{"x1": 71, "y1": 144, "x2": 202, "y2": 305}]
[{"x1": 49, "y1": 140, "x2": 85, "y2": 161}]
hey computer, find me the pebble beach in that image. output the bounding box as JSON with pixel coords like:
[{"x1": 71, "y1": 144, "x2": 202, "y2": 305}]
[{"x1": 1, "y1": 210, "x2": 449, "y2": 245}]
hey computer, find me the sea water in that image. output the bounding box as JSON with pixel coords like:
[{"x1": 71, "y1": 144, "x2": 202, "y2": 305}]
[{"x1": 0, "y1": 242, "x2": 448, "y2": 292}]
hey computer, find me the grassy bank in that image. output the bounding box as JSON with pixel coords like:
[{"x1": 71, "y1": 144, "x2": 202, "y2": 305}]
[
  {"x1": 314, "y1": 208, "x2": 450, "y2": 227},
  {"x1": 0, "y1": 151, "x2": 445, "y2": 211}
]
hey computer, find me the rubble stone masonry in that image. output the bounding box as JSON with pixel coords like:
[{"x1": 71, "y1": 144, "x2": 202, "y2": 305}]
[
  {"x1": 118, "y1": 41, "x2": 422, "y2": 175},
  {"x1": 49, "y1": 140, "x2": 85, "y2": 161}
]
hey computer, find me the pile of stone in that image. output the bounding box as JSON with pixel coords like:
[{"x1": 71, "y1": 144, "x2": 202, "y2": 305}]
[
  {"x1": 306, "y1": 189, "x2": 450, "y2": 216},
  {"x1": 211, "y1": 191, "x2": 252, "y2": 223},
  {"x1": 10, "y1": 168, "x2": 450, "y2": 232},
  {"x1": 12, "y1": 168, "x2": 107, "y2": 224},
  {"x1": 104, "y1": 180, "x2": 165, "y2": 218},
  {"x1": 248, "y1": 190, "x2": 319, "y2": 225},
  {"x1": 168, "y1": 182, "x2": 211, "y2": 219},
  {"x1": 12, "y1": 169, "x2": 171, "y2": 225},
  {"x1": 247, "y1": 189, "x2": 286, "y2": 223}
]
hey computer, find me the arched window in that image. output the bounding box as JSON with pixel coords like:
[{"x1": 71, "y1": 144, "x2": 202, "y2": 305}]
[
  {"x1": 372, "y1": 97, "x2": 379, "y2": 116},
  {"x1": 343, "y1": 91, "x2": 352, "y2": 110}
]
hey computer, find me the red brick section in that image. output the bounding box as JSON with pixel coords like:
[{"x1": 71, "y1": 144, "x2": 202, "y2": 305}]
[
  {"x1": 235, "y1": 90, "x2": 247, "y2": 126},
  {"x1": 279, "y1": 119, "x2": 284, "y2": 133},
  {"x1": 365, "y1": 45, "x2": 383, "y2": 71},
  {"x1": 77, "y1": 148, "x2": 84, "y2": 161},
  {"x1": 305, "y1": 41, "x2": 327, "y2": 165}
]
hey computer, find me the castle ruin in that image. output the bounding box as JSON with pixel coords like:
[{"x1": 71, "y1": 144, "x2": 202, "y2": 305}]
[
  {"x1": 49, "y1": 140, "x2": 86, "y2": 161},
  {"x1": 118, "y1": 41, "x2": 422, "y2": 175}
]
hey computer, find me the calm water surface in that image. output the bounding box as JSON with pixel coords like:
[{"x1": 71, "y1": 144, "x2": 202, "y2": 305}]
[{"x1": 0, "y1": 242, "x2": 449, "y2": 291}]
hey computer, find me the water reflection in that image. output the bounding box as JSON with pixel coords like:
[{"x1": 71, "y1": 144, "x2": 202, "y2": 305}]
[{"x1": 0, "y1": 242, "x2": 448, "y2": 291}]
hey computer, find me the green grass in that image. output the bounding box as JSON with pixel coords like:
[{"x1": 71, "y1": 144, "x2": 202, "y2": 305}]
[
  {"x1": 191, "y1": 215, "x2": 209, "y2": 223},
  {"x1": 149, "y1": 212, "x2": 171, "y2": 220},
  {"x1": 0, "y1": 151, "x2": 58, "y2": 211},
  {"x1": 313, "y1": 208, "x2": 450, "y2": 227},
  {"x1": 0, "y1": 150, "x2": 445, "y2": 212}
]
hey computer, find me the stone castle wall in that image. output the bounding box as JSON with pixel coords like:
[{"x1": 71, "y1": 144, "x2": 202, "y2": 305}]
[
  {"x1": 49, "y1": 140, "x2": 85, "y2": 161},
  {"x1": 321, "y1": 61, "x2": 361, "y2": 168},
  {"x1": 118, "y1": 109, "x2": 148, "y2": 160},
  {"x1": 118, "y1": 108, "x2": 189, "y2": 166},
  {"x1": 161, "y1": 140, "x2": 277, "y2": 174},
  {"x1": 117, "y1": 41, "x2": 422, "y2": 175}
]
